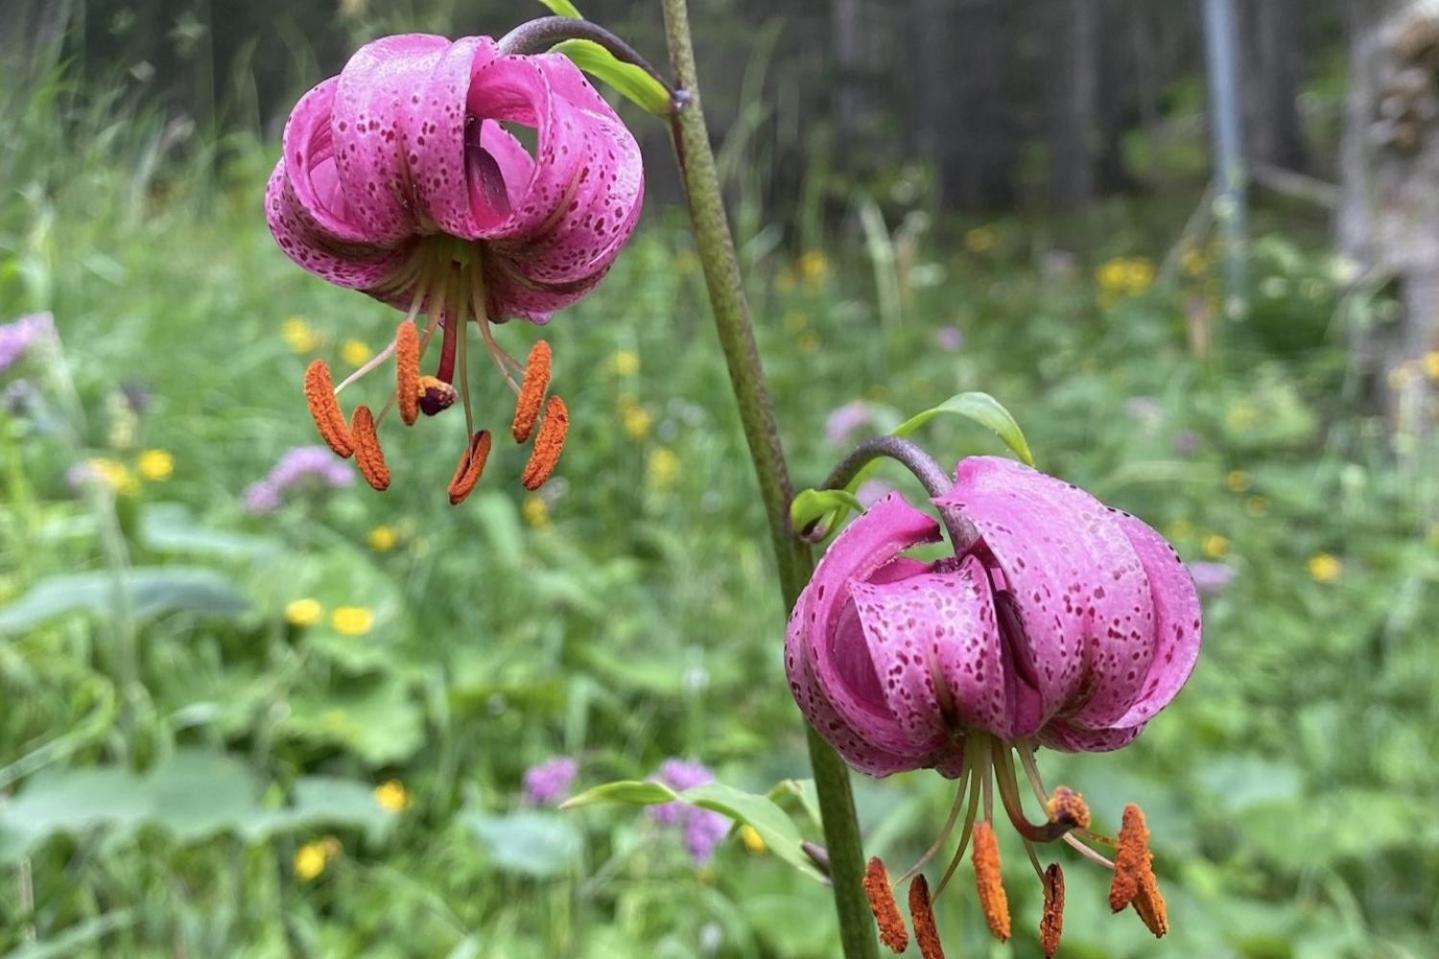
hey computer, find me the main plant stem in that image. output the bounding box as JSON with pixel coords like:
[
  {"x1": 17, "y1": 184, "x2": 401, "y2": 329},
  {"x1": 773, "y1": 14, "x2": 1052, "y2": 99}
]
[{"x1": 659, "y1": 3, "x2": 877, "y2": 956}]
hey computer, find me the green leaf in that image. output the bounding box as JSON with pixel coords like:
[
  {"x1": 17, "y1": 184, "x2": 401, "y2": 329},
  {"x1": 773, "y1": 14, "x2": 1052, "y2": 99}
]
[
  {"x1": 141, "y1": 503, "x2": 281, "y2": 560},
  {"x1": 562, "y1": 779, "x2": 677, "y2": 809},
  {"x1": 892, "y1": 391, "x2": 1035, "y2": 466},
  {"x1": 0, "y1": 567, "x2": 250, "y2": 636},
  {"x1": 789, "y1": 488, "x2": 863, "y2": 535},
  {"x1": 683, "y1": 782, "x2": 824, "y2": 881},
  {"x1": 463, "y1": 810, "x2": 582, "y2": 877},
  {"x1": 534, "y1": 0, "x2": 583, "y2": 17},
  {"x1": 562, "y1": 779, "x2": 824, "y2": 882},
  {"x1": 549, "y1": 39, "x2": 672, "y2": 117}
]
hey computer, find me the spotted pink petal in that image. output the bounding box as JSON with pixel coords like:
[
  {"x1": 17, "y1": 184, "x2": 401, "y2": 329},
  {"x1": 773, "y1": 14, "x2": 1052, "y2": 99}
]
[{"x1": 937, "y1": 457, "x2": 1156, "y2": 735}]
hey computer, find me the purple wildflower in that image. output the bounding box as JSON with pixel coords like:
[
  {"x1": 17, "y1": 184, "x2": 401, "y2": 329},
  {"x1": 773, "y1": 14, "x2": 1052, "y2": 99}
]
[
  {"x1": 0, "y1": 313, "x2": 54, "y2": 374},
  {"x1": 3, "y1": 379, "x2": 35, "y2": 415},
  {"x1": 244, "y1": 445, "x2": 354, "y2": 513},
  {"x1": 825, "y1": 400, "x2": 872, "y2": 447},
  {"x1": 935, "y1": 325, "x2": 964, "y2": 352},
  {"x1": 1172, "y1": 430, "x2": 1201, "y2": 457},
  {"x1": 1188, "y1": 561, "x2": 1234, "y2": 597},
  {"x1": 647, "y1": 758, "x2": 730, "y2": 864},
  {"x1": 522, "y1": 757, "x2": 579, "y2": 807}
]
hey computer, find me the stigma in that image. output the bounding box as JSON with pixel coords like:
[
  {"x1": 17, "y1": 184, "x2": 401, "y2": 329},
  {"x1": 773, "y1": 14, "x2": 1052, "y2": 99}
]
[
  {"x1": 863, "y1": 735, "x2": 1170, "y2": 956},
  {"x1": 300, "y1": 243, "x2": 569, "y2": 505}
]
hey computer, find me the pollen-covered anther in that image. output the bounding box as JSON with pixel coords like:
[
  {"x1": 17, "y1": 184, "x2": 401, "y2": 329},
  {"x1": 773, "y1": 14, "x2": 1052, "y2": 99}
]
[
  {"x1": 908, "y1": 875, "x2": 946, "y2": 959},
  {"x1": 511, "y1": 339, "x2": 552, "y2": 443},
  {"x1": 1045, "y1": 786, "x2": 1092, "y2": 831},
  {"x1": 972, "y1": 822, "x2": 1011, "y2": 941},
  {"x1": 349, "y1": 405, "x2": 390, "y2": 491},
  {"x1": 1040, "y1": 863, "x2": 1065, "y2": 958},
  {"x1": 1132, "y1": 867, "x2": 1169, "y2": 938},
  {"x1": 303, "y1": 360, "x2": 354, "y2": 458},
  {"x1": 416, "y1": 375, "x2": 457, "y2": 417},
  {"x1": 395, "y1": 320, "x2": 421, "y2": 426},
  {"x1": 448, "y1": 430, "x2": 492, "y2": 506},
  {"x1": 1108, "y1": 803, "x2": 1152, "y2": 913},
  {"x1": 863, "y1": 857, "x2": 908, "y2": 954},
  {"x1": 520, "y1": 395, "x2": 568, "y2": 491}
]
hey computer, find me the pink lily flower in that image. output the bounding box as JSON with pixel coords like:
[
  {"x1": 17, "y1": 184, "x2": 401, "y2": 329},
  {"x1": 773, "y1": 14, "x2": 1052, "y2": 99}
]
[
  {"x1": 266, "y1": 34, "x2": 643, "y2": 501},
  {"x1": 787, "y1": 456, "x2": 1200, "y2": 950}
]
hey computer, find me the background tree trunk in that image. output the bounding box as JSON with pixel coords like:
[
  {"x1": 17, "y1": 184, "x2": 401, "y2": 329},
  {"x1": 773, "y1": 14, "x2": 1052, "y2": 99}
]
[
  {"x1": 1239, "y1": 0, "x2": 1311, "y2": 171},
  {"x1": 1047, "y1": 0, "x2": 1100, "y2": 208}
]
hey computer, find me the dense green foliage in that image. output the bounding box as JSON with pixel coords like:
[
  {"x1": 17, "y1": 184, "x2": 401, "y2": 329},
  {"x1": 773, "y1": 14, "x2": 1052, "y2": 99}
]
[{"x1": 3, "y1": 57, "x2": 1438, "y2": 959}]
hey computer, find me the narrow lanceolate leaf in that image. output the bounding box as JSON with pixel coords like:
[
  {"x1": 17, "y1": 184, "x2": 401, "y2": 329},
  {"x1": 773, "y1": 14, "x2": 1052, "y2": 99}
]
[
  {"x1": 560, "y1": 778, "x2": 826, "y2": 882},
  {"x1": 561, "y1": 780, "x2": 678, "y2": 809},
  {"x1": 893, "y1": 392, "x2": 1035, "y2": 467},
  {"x1": 550, "y1": 39, "x2": 673, "y2": 117},
  {"x1": 535, "y1": 0, "x2": 584, "y2": 17}
]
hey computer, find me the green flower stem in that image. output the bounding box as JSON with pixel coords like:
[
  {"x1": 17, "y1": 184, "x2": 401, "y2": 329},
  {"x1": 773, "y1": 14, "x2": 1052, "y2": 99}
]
[{"x1": 658, "y1": 2, "x2": 877, "y2": 956}]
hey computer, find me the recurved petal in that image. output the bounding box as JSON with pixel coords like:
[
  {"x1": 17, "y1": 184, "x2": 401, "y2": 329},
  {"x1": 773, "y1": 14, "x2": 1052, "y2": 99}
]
[
  {"x1": 801, "y1": 493, "x2": 944, "y2": 755},
  {"x1": 332, "y1": 34, "x2": 452, "y2": 244},
  {"x1": 1107, "y1": 512, "x2": 1203, "y2": 728},
  {"x1": 850, "y1": 554, "x2": 1011, "y2": 744},
  {"x1": 266, "y1": 161, "x2": 408, "y2": 290},
  {"x1": 939, "y1": 457, "x2": 1156, "y2": 734},
  {"x1": 1036, "y1": 719, "x2": 1143, "y2": 753},
  {"x1": 785, "y1": 598, "x2": 930, "y2": 777}
]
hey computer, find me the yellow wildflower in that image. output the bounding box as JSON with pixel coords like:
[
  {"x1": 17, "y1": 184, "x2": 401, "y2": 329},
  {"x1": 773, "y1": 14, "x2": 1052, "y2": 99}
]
[
  {"x1": 285, "y1": 598, "x2": 324, "y2": 627},
  {"x1": 294, "y1": 841, "x2": 333, "y2": 880},
  {"x1": 137, "y1": 449, "x2": 174, "y2": 482},
  {"x1": 1224, "y1": 470, "x2": 1251, "y2": 494},
  {"x1": 79, "y1": 457, "x2": 139, "y2": 496},
  {"x1": 368, "y1": 525, "x2": 397, "y2": 552},
  {"x1": 1202, "y1": 534, "x2": 1230, "y2": 559},
  {"x1": 620, "y1": 399, "x2": 651, "y2": 440},
  {"x1": 739, "y1": 824, "x2": 766, "y2": 854},
  {"x1": 281, "y1": 317, "x2": 319, "y2": 354},
  {"x1": 609, "y1": 350, "x2": 640, "y2": 376},
  {"x1": 522, "y1": 495, "x2": 551, "y2": 529},
  {"x1": 331, "y1": 606, "x2": 374, "y2": 636},
  {"x1": 1307, "y1": 553, "x2": 1342, "y2": 584},
  {"x1": 374, "y1": 779, "x2": 411, "y2": 813},
  {"x1": 340, "y1": 339, "x2": 372, "y2": 367},
  {"x1": 1181, "y1": 248, "x2": 1207, "y2": 277},
  {"x1": 647, "y1": 447, "x2": 680, "y2": 492},
  {"x1": 1424, "y1": 352, "x2": 1439, "y2": 381},
  {"x1": 1096, "y1": 256, "x2": 1155, "y2": 304},
  {"x1": 798, "y1": 250, "x2": 829, "y2": 284},
  {"x1": 964, "y1": 226, "x2": 997, "y2": 254},
  {"x1": 1245, "y1": 496, "x2": 1269, "y2": 518}
]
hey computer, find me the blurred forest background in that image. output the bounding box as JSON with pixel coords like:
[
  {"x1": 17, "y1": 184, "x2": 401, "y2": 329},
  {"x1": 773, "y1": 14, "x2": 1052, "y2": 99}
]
[{"x1": 2, "y1": 1, "x2": 1439, "y2": 957}]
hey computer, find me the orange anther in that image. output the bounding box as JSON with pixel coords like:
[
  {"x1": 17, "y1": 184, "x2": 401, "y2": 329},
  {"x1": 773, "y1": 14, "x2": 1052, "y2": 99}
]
[
  {"x1": 863, "y1": 857, "x2": 908, "y2": 954},
  {"x1": 303, "y1": 360, "x2": 354, "y2": 458},
  {"x1": 1132, "y1": 868, "x2": 1169, "y2": 938},
  {"x1": 395, "y1": 320, "x2": 420, "y2": 426},
  {"x1": 1045, "y1": 786, "x2": 1092, "y2": 831},
  {"x1": 908, "y1": 875, "x2": 945, "y2": 959},
  {"x1": 1040, "y1": 863, "x2": 1065, "y2": 958},
  {"x1": 971, "y1": 822, "x2": 1011, "y2": 942},
  {"x1": 520, "y1": 395, "x2": 568, "y2": 491},
  {"x1": 447, "y1": 430, "x2": 492, "y2": 506},
  {"x1": 349, "y1": 404, "x2": 390, "y2": 491},
  {"x1": 511, "y1": 339, "x2": 552, "y2": 443},
  {"x1": 1108, "y1": 804, "x2": 1150, "y2": 913}
]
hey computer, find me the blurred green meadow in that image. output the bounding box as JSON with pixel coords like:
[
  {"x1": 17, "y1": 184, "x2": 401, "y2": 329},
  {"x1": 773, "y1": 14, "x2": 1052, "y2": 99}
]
[{"x1": 3, "y1": 34, "x2": 1439, "y2": 959}]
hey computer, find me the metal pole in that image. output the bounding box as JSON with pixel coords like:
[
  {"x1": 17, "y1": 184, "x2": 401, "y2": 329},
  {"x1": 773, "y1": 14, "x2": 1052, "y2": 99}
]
[{"x1": 1202, "y1": 0, "x2": 1248, "y2": 316}]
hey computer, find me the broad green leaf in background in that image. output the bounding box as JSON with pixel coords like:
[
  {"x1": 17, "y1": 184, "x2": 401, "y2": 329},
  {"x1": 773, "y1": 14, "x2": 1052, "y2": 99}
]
[
  {"x1": 791, "y1": 391, "x2": 1034, "y2": 539},
  {"x1": 0, "y1": 567, "x2": 250, "y2": 636},
  {"x1": 564, "y1": 779, "x2": 825, "y2": 882},
  {"x1": 550, "y1": 40, "x2": 672, "y2": 117},
  {"x1": 141, "y1": 503, "x2": 281, "y2": 560},
  {"x1": 463, "y1": 810, "x2": 583, "y2": 877}
]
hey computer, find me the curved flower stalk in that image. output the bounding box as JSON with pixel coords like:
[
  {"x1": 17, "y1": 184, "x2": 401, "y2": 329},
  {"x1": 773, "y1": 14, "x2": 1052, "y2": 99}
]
[
  {"x1": 787, "y1": 450, "x2": 1201, "y2": 956},
  {"x1": 267, "y1": 33, "x2": 643, "y2": 502}
]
